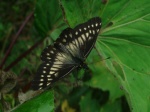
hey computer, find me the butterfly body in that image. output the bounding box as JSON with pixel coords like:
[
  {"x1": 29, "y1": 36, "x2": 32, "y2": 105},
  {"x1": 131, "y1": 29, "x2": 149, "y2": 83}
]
[{"x1": 32, "y1": 17, "x2": 101, "y2": 90}]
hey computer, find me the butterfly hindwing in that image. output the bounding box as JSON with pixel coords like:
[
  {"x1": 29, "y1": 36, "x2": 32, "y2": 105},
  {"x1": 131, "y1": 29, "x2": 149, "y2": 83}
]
[
  {"x1": 32, "y1": 44, "x2": 77, "y2": 90},
  {"x1": 32, "y1": 62, "x2": 76, "y2": 90}
]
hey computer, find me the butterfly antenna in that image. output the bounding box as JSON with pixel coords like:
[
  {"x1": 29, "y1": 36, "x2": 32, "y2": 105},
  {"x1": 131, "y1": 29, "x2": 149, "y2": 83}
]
[
  {"x1": 102, "y1": 56, "x2": 110, "y2": 61},
  {"x1": 88, "y1": 56, "x2": 110, "y2": 65}
]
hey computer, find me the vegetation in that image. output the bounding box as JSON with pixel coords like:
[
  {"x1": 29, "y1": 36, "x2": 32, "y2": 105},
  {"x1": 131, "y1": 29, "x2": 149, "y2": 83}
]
[{"x1": 0, "y1": 0, "x2": 149, "y2": 112}]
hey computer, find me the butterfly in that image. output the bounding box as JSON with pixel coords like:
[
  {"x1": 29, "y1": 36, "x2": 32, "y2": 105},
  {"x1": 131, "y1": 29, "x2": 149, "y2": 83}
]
[{"x1": 32, "y1": 17, "x2": 101, "y2": 90}]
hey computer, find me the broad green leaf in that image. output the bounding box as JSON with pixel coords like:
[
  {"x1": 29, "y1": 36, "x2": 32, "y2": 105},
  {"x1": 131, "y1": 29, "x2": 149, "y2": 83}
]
[
  {"x1": 86, "y1": 60, "x2": 124, "y2": 101},
  {"x1": 34, "y1": 0, "x2": 67, "y2": 38},
  {"x1": 12, "y1": 90, "x2": 54, "y2": 112},
  {"x1": 61, "y1": 0, "x2": 150, "y2": 111},
  {"x1": 32, "y1": 0, "x2": 150, "y2": 111},
  {"x1": 61, "y1": 0, "x2": 102, "y2": 27},
  {"x1": 97, "y1": 0, "x2": 150, "y2": 112},
  {"x1": 61, "y1": 0, "x2": 123, "y2": 103}
]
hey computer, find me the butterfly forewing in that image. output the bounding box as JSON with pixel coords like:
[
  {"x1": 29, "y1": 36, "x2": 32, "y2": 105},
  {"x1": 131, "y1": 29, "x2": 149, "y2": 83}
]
[
  {"x1": 41, "y1": 44, "x2": 74, "y2": 64},
  {"x1": 73, "y1": 17, "x2": 101, "y2": 58},
  {"x1": 32, "y1": 45, "x2": 77, "y2": 90},
  {"x1": 55, "y1": 17, "x2": 101, "y2": 59},
  {"x1": 56, "y1": 27, "x2": 82, "y2": 58},
  {"x1": 32, "y1": 17, "x2": 101, "y2": 90},
  {"x1": 32, "y1": 62, "x2": 76, "y2": 90}
]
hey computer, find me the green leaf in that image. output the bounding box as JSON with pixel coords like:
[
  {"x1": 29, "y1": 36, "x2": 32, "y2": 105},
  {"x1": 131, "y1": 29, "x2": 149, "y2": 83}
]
[
  {"x1": 61, "y1": 0, "x2": 102, "y2": 27},
  {"x1": 32, "y1": 0, "x2": 150, "y2": 111},
  {"x1": 100, "y1": 99, "x2": 122, "y2": 112},
  {"x1": 34, "y1": 0, "x2": 67, "y2": 38},
  {"x1": 60, "y1": 0, "x2": 150, "y2": 111},
  {"x1": 79, "y1": 91, "x2": 100, "y2": 112},
  {"x1": 86, "y1": 60, "x2": 124, "y2": 101},
  {"x1": 96, "y1": 0, "x2": 150, "y2": 112},
  {"x1": 12, "y1": 91, "x2": 54, "y2": 112}
]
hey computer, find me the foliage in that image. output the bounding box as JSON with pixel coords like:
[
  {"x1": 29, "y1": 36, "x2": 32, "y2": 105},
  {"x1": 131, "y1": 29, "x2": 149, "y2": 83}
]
[{"x1": 0, "y1": 0, "x2": 150, "y2": 112}]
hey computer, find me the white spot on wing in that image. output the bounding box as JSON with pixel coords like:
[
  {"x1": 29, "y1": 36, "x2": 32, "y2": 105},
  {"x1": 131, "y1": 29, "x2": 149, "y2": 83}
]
[
  {"x1": 69, "y1": 44, "x2": 76, "y2": 52},
  {"x1": 86, "y1": 33, "x2": 89, "y2": 37},
  {"x1": 43, "y1": 71, "x2": 46, "y2": 73},
  {"x1": 79, "y1": 29, "x2": 82, "y2": 32},
  {"x1": 53, "y1": 64, "x2": 61, "y2": 68},
  {"x1": 47, "y1": 53, "x2": 50, "y2": 56},
  {"x1": 74, "y1": 39, "x2": 79, "y2": 47},
  {"x1": 47, "y1": 83, "x2": 50, "y2": 86},
  {"x1": 47, "y1": 75, "x2": 51, "y2": 77},
  {"x1": 47, "y1": 57, "x2": 51, "y2": 60},
  {"x1": 49, "y1": 71, "x2": 55, "y2": 74},
  {"x1": 39, "y1": 83, "x2": 43, "y2": 86},
  {"x1": 97, "y1": 29, "x2": 99, "y2": 32},
  {"x1": 96, "y1": 23, "x2": 98, "y2": 26},
  {"x1": 69, "y1": 39, "x2": 79, "y2": 48},
  {"x1": 53, "y1": 48, "x2": 56, "y2": 51},
  {"x1": 54, "y1": 61, "x2": 63, "y2": 64},
  {"x1": 40, "y1": 79, "x2": 44, "y2": 81},
  {"x1": 78, "y1": 37, "x2": 83, "y2": 45},
  {"x1": 89, "y1": 36, "x2": 92, "y2": 40},
  {"x1": 48, "y1": 78, "x2": 52, "y2": 81},
  {"x1": 51, "y1": 68, "x2": 58, "y2": 71},
  {"x1": 84, "y1": 27, "x2": 87, "y2": 30},
  {"x1": 54, "y1": 73, "x2": 58, "y2": 77},
  {"x1": 72, "y1": 40, "x2": 76, "y2": 45},
  {"x1": 75, "y1": 32, "x2": 78, "y2": 35},
  {"x1": 69, "y1": 34, "x2": 72, "y2": 38},
  {"x1": 91, "y1": 24, "x2": 94, "y2": 27},
  {"x1": 63, "y1": 39, "x2": 66, "y2": 42},
  {"x1": 39, "y1": 87, "x2": 42, "y2": 90},
  {"x1": 50, "y1": 51, "x2": 54, "y2": 54},
  {"x1": 81, "y1": 34, "x2": 86, "y2": 41},
  {"x1": 56, "y1": 55, "x2": 66, "y2": 61},
  {"x1": 41, "y1": 75, "x2": 44, "y2": 77},
  {"x1": 89, "y1": 30, "x2": 92, "y2": 33},
  {"x1": 93, "y1": 30, "x2": 95, "y2": 34}
]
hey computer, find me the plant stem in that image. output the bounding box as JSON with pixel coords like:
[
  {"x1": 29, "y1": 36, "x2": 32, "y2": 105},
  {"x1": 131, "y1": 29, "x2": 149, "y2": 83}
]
[
  {"x1": 4, "y1": 39, "x2": 44, "y2": 71},
  {"x1": 0, "y1": 12, "x2": 34, "y2": 69}
]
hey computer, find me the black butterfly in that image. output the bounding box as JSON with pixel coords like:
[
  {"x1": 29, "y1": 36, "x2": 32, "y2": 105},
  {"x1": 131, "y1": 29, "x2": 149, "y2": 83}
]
[{"x1": 32, "y1": 17, "x2": 101, "y2": 90}]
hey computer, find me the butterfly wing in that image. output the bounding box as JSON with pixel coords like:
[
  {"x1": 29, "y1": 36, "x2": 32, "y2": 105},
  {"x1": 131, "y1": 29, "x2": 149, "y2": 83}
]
[
  {"x1": 55, "y1": 17, "x2": 101, "y2": 59},
  {"x1": 73, "y1": 17, "x2": 101, "y2": 58},
  {"x1": 32, "y1": 17, "x2": 101, "y2": 90},
  {"x1": 56, "y1": 27, "x2": 82, "y2": 59},
  {"x1": 32, "y1": 43, "x2": 77, "y2": 90}
]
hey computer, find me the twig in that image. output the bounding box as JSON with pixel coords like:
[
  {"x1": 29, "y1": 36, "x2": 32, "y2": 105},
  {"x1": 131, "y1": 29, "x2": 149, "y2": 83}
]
[
  {"x1": 0, "y1": 12, "x2": 34, "y2": 69},
  {"x1": 4, "y1": 39, "x2": 44, "y2": 71},
  {"x1": 59, "y1": 0, "x2": 70, "y2": 27}
]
